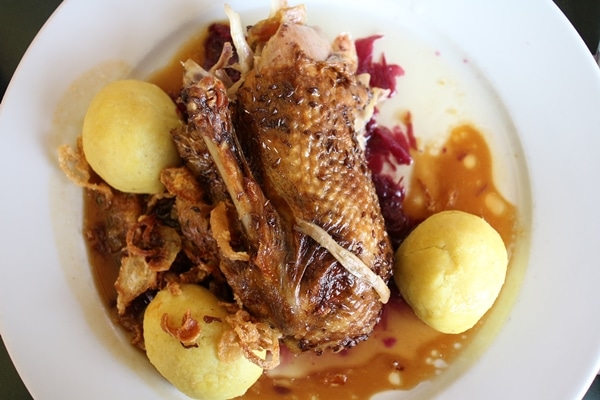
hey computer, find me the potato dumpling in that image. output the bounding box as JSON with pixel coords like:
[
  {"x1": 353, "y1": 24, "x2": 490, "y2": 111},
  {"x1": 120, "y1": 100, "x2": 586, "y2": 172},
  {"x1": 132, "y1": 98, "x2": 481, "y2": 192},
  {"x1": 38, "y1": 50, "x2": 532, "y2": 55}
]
[
  {"x1": 394, "y1": 210, "x2": 508, "y2": 334},
  {"x1": 143, "y1": 284, "x2": 264, "y2": 400},
  {"x1": 82, "y1": 79, "x2": 182, "y2": 194}
]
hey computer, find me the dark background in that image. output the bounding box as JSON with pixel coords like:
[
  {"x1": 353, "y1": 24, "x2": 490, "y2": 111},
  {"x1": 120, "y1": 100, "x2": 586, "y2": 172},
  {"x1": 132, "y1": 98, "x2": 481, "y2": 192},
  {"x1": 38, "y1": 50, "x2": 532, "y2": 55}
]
[{"x1": 1, "y1": 0, "x2": 599, "y2": 399}]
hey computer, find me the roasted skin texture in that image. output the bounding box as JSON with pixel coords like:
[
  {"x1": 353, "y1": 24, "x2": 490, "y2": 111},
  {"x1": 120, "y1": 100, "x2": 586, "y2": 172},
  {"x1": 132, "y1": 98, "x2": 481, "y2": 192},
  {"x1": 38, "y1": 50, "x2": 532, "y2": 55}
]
[
  {"x1": 237, "y1": 30, "x2": 393, "y2": 351},
  {"x1": 175, "y1": 6, "x2": 393, "y2": 354}
]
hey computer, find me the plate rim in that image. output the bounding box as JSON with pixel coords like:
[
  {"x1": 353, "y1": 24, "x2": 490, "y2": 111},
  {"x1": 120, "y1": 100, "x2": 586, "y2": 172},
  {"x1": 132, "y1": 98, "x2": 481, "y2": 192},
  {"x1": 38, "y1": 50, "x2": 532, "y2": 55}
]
[{"x1": 1, "y1": 0, "x2": 600, "y2": 399}]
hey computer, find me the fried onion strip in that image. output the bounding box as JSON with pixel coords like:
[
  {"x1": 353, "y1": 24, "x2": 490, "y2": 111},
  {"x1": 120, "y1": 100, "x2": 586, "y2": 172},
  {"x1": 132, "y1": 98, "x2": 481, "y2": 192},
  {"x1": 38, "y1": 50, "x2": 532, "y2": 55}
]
[
  {"x1": 161, "y1": 310, "x2": 202, "y2": 348},
  {"x1": 57, "y1": 138, "x2": 112, "y2": 199},
  {"x1": 210, "y1": 202, "x2": 250, "y2": 262},
  {"x1": 295, "y1": 218, "x2": 390, "y2": 303},
  {"x1": 125, "y1": 216, "x2": 182, "y2": 271},
  {"x1": 218, "y1": 309, "x2": 281, "y2": 370}
]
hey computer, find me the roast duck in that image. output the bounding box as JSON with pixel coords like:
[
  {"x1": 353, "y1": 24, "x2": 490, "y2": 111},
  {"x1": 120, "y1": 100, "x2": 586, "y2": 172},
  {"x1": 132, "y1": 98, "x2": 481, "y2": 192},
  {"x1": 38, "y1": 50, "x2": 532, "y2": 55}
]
[{"x1": 170, "y1": 3, "x2": 394, "y2": 356}]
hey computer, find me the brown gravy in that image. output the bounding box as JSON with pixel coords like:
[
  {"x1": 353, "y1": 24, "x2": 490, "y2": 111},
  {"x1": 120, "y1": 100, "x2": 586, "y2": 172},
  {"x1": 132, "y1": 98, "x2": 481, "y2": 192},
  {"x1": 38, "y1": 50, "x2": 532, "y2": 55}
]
[
  {"x1": 404, "y1": 125, "x2": 517, "y2": 249},
  {"x1": 148, "y1": 23, "x2": 224, "y2": 99},
  {"x1": 84, "y1": 26, "x2": 518, "y2": 400}
]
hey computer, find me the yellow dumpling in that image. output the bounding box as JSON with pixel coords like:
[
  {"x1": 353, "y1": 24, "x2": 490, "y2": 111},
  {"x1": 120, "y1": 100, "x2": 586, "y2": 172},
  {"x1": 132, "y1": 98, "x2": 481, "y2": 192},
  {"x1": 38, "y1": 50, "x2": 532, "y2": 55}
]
[
  {"x1": 82, "y1": 79, "x2": 182, "y2": 194},
  {"x1": 394, "y1": 210, "x2": 508, "y2": 334},
  {"x1": 143, "y1": 284, "x2": 264, "y2": 400}
]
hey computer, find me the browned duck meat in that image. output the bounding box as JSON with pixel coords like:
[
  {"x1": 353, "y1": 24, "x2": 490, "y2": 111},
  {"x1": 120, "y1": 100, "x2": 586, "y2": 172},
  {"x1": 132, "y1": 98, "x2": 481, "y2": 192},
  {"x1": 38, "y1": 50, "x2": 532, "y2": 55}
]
[{"x1": 176, "y1": 4, "x2": 393, "y2": 354}]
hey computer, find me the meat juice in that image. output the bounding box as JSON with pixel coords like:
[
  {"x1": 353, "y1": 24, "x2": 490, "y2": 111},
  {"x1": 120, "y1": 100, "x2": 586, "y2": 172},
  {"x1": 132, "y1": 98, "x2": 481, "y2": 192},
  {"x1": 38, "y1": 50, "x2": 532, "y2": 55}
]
[{"x1": 84, "y1": 23, "x2": 519, "y2": 400}]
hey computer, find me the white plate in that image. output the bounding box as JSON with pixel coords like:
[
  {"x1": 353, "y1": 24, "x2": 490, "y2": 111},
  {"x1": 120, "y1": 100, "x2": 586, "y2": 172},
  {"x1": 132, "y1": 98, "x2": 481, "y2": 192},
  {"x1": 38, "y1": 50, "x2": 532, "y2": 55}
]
[{"x1": 1, "y1": 0, "x2": 599, "y2": 399}]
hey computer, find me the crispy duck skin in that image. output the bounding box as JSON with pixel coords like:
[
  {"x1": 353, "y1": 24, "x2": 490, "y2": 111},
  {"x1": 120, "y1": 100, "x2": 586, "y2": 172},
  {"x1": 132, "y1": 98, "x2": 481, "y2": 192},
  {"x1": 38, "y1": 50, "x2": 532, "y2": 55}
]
[
  {"x1": 176, "y1": 13, "x2": 393, "y2": 354},
  {"x1": 236, "y1": 31, "x2": 393, "y2": 286}
]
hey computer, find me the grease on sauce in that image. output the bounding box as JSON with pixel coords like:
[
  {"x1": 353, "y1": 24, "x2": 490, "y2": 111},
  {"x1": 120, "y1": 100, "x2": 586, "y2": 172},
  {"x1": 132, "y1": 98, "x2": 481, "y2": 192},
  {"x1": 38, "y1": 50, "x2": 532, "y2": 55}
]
[
  {"x1": 404, "y1": 125, "x2": 517, "y2": 249},
  {"x1": 85, "y1": 27, "x2": 518, "y2": 400}
]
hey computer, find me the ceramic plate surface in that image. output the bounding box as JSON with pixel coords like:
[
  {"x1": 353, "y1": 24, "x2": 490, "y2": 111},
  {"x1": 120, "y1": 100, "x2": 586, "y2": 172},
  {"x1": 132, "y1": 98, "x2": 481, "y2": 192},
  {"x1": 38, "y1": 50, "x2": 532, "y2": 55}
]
[{"x1": 1, "y1": 0, "x2": 599, "y2": 399}]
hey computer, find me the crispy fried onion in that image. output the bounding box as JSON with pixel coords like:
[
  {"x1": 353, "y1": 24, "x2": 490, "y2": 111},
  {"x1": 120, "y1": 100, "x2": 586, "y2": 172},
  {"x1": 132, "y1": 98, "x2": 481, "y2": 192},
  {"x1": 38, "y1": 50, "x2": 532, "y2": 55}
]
[
  {"x1": 115, "y1": 255, "x2": 157, "y2": 315},
  {"x1": 57, "y1": 137, "x2": 112, "y2": 199},
  {"x1": 210, "y1": 201, "x2": 249, "y2": 262},
  {"x1": 161, "y1": 310, "x2": 201, "y2": 348},
  {"x1": 161, "y1": 166, "x2": 205, "y2": 203},
  {"x1": 114, "y1": 216, "x2": 182, "y2": 315},
  {"x1": 295, "y1": 218, "x2": 390, "y2": 303},
  {"x1": 126, "y1": 215, "x2": 182, "y2": 270},
  {"x1": 219, "y1": 309, "x2": 281, "y2": 370}
]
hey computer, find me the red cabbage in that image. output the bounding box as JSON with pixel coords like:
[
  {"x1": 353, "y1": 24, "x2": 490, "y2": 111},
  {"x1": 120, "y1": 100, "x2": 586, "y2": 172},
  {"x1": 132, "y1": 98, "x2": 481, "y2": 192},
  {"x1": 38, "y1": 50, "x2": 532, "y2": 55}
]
[
  {"x1": 355, "y1": 35, "x2": 405, "y2": 97},
  {"x1": 357, "y1": 36, "x2": 417, "y2": 247}
]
